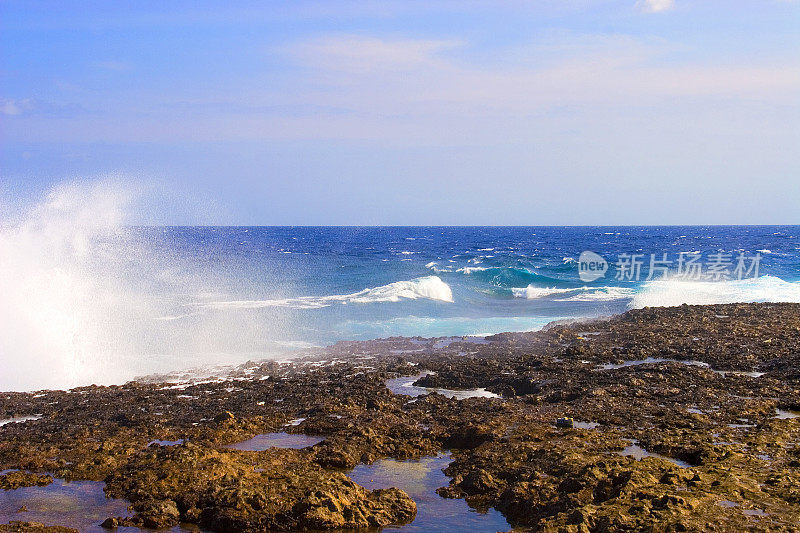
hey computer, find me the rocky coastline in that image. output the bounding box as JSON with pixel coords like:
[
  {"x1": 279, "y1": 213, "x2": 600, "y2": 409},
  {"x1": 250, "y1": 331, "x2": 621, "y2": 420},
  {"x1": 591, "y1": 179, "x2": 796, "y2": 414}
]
[{"x1": 2, "y1": 302, "x2": 800, "y2": 531}]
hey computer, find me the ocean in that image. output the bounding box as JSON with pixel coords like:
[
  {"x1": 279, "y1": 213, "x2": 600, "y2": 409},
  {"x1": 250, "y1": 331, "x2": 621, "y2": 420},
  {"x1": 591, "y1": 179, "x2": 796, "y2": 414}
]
[{"x1": 2, "y1": 224, "x2": 800, "y2": 391}]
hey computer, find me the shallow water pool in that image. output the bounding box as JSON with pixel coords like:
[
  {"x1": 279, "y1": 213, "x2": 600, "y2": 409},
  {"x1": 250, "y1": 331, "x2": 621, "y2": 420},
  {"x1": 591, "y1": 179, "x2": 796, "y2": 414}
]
[
  {"x1": 385, "y1": 373, "x2": 501, "y2": 400},
  {"x1": 0, "y1": 477, "x2": 132, "y2": 532},
  {"x1": 598, "y1": 358, "x2": 709, "y2": 371},
  {"x1": 616, "y1": 440, "x2": 692, "y2": 468},
  {"x1": 348, "y1": 453, "x2": 512, "y2": 532},
  {"x1": 224, "y1": 432, "x2": 325, "y2": 450}
]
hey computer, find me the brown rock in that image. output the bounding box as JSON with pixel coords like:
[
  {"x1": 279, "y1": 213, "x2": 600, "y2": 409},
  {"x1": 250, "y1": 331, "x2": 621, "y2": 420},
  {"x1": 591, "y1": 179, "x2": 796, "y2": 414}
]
[
  {"x1": 0, "y1": 472, "x2": 52, "y2": 490},
  {"x1": 0, "y1": 523, "x2": 78, "y2": 533}
]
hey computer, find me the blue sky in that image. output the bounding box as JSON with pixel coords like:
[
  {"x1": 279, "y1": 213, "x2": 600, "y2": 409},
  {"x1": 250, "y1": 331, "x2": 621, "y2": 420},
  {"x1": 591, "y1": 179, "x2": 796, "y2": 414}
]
[{"x1": 1, "y1": 0, "x2": 798, "y2": 224}]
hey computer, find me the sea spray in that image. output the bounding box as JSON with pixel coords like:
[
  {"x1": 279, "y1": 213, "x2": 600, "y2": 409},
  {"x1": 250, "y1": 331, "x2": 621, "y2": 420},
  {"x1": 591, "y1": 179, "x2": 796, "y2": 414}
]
[
  {"x1": 2, "y1": 196, "x2": 797, "y2": 391},
  {"x1": 0, "y1": 181, "x2": 289, "y2": 391},
  {"x1": 199, "y1": 275, "x2": 454, "y2": 309},
  {"x1": 629, "y1": 275, "x2": 800, "y2": 308},
  {"x1": 0, "y1": 181, "x2": 136, "y2": 390},
  {"x1": 0, "y1": 182, "x2": 459, "y2": 391}
]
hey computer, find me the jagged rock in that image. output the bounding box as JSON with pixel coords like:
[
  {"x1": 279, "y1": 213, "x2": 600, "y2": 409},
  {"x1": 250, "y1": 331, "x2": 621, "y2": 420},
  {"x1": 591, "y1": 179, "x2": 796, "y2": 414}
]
[
  {"x1": 0, "y1": 472, "x2": 52, "y2": 490},
  {"x1": 102, "y1": 443, "x2": 415, "y2": 531},
  {"x1": 2, "y1": 303, "x2": 800, "y2": 531},
  {"x1": 213, "y1": 411, "x2": 235, "y2": 423},
  {"x1": 0, "y1": 523, "x2": 78, "y2": 533}
]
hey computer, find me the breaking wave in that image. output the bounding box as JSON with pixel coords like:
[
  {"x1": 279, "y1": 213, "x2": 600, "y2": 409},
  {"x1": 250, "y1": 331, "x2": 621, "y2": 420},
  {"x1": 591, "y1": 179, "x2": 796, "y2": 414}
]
[
  {"x1": 455, "y1": 266, "x2": 566, "y2": 287},
  {"x1": 201, "y1": 276, "x2": 454, "y2": 310},
  {"x1": 512, "y1": 285, "x2": 635, "y2": 302},
  {"x1": 511, "y1": 286, "x2": 579, "y2": 299},
  {"x1": 511, "y1": 277, "x2": 800, "y2": 306},
  {"x1": 557, "y1": 287, "x2": 636, "y2": 302},
  {"x1": 630, "y1": 275, "x2": 800, "y2": 308},
  {"x1": 425, "y1": 261, "x2": 454, "y2": 273},
  {"x1": 0, "y1": 180, "x2": 291, "y2": 391}
]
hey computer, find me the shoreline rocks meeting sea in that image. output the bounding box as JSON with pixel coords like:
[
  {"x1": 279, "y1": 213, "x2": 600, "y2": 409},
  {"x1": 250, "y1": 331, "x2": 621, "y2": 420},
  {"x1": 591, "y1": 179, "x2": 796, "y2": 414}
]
[{"x1": 1, "y1": 302, "x2": 800, "y2": 532}]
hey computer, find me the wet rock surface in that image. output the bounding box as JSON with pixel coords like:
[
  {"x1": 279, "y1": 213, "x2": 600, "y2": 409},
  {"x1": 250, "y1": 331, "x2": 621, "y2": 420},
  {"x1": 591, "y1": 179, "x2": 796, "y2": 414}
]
[
  {"x1": 0, "y1": 473, "x2": 52, "y2": 491},
  {"x1": 0, "y1": 523, "x2": 77, "y2": 533},
  {"x1": 102, "y1": 442, "x2": 416, "y2": 531},
  {"x1": 0, "y1": 303, "x2": 799, "y2": 531}
]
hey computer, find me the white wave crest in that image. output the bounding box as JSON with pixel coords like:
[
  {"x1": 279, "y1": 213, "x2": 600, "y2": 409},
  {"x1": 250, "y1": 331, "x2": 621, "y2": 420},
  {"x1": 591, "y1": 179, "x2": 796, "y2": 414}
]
[
  {"x1": 457, "y1": 266, "x2": 489, "y2": 274},
  {"x1": 203, "y1": 275, "x2": 454, "y2": 310},
  {"x1": 512, "y1": 285, "x2": 634, "y2": 302},
  {"x1": 630, "y1": 275, "x2": 800, "y2": 308},
  {"x1": 557, "y1": 287, "x2": 636, "y2": 302},
  {"x1": 511, "y1": 286, "x2": 578, "y2": 299},
  {"x1": 425, "y1": 261, "x2": 453, "y2": 273}
]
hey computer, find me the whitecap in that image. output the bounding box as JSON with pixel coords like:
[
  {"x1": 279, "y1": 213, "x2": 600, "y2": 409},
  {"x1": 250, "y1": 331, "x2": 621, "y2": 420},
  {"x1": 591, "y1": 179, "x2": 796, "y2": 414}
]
[
  {"x1": 457, "y1": 266, "x2": 489, "y2": 274},
  {"x1": 426, "y1": 261, "x2": 454, "y2": 273},
  {"x1": 200, "y1": 276, "x2": 454, "y2": 310},
  {"x1": 556, "y1": 287, "x2": 636, "y2": 302},
  {"x1": 510, "y1": 285, "x2": 630, "y2": 301},
  {"x1": 511, "y1": 286, "x2": 579, "y2": 299},
  {"x1": 630, "y1": 275, "x2": 800, "y2": 308}
]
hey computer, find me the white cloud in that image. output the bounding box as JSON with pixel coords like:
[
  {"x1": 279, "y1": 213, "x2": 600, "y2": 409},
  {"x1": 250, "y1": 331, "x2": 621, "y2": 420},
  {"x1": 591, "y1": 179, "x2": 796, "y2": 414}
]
[
  {"x1": 1, "y1": 100, "x2": 21, "y2": 115},
  {"x1": 0, "y1": 99, "x2": 36, "y2": 116},
  {"x1": 287, "y1": 35, "x2": 462, "y2": 72},
  {"x1": 274, "y1": 34, "x2": 799, "y2": 120},
  {"x1": 4, "y1": 33, "x2": 799, "y2": 147},
  {"x1": 636, "y1": 0, "x2": 675, "y2": 13}
]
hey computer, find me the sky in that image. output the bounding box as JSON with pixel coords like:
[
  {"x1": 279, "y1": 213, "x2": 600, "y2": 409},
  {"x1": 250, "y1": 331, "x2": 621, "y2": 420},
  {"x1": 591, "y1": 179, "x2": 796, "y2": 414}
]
[{"x1": 1, "y1": 0, "x2": 799, "y2": 225}]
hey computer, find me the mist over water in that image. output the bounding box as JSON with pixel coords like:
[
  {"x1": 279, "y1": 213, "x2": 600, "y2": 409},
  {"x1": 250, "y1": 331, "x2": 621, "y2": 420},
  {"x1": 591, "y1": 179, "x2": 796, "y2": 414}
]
[
  {"x1": 2, "y1": 182, "x2": 799, "y2": 392},
  {"x1": 0, "y1": 181, "x2": 290, "y2": 391},
  {"x1": 0, "y1": 182, "x2": 132, "y2": 390}
]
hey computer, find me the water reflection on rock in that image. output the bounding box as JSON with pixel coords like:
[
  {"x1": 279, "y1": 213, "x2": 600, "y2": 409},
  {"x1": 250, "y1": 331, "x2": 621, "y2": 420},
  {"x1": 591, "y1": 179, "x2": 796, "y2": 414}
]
[
  {"x1": 225, "y1": 432, "x2": 325, "y2": 451},
  {"x1": 385, "y1": 374, "x2": 501, "y2": 400},
  {"x1": 0, "y1": 478, "x2": 131, "y2": 532},
  {"x1": 348, "y1": 453, "x2": 511, "y2": 532}
]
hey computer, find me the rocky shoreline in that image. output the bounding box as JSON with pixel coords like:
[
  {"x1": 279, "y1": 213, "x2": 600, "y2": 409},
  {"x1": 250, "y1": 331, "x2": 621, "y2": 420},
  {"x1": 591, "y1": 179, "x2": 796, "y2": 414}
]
[{"x1": 2, "y1": 303, "x2": 800, "y2": 531}]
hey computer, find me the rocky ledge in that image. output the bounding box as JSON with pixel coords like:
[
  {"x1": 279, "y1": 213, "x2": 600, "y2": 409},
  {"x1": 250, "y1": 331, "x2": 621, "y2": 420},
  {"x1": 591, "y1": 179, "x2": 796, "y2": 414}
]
[
  {"x1": 0, "y1": 523, "x2": 77, "y2": 533},
  {"x1": 101, "y1": 443, "x2": 416, "y2": 530},
  {"x1": 0, "y1": 472, "x2": 52, "y2": 491},
  {"x1": 1, "y1": 302, "x2": 799, "y2": 531}
]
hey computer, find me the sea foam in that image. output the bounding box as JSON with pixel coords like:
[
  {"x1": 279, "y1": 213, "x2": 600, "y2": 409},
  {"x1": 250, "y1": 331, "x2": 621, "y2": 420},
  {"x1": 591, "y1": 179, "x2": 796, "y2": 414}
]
[
  {"x1": 630, "y1": 275, "x2": 800, "y2": 308},
  {"x1": 511, "y1": 285, "x2": 635, "y2": 301},
  {"x1": 557, "y1": 287, "x2": 636, "y2": 302},
  {"x1": 201, "y1": 275, "x2": 454, "y2": 310},
  {"x1": 0, "y1": 181, "x2": 136, "y2": 390},
  {"x1": 0, "y1": 181, "x2": 290, "y2": 391},
  {"x1": 511, "y1": 286, "x2": 578, "y2": 299}
]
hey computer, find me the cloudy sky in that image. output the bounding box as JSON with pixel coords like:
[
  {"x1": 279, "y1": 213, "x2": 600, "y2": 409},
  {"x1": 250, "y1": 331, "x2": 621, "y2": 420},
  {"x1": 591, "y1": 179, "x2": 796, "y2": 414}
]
[{"x1": 1, "y1": 0, "x2": 798, "y2": 224}]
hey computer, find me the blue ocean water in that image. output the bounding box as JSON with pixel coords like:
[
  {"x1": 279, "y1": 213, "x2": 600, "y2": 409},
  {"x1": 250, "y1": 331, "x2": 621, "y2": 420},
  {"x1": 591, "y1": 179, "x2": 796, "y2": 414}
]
[
  {"x1": 3, "y1": 224, "x2": 800, "y2": 390},
  {"x1": 140, "y1": 225, "x2": 800, "y2": 347}
]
